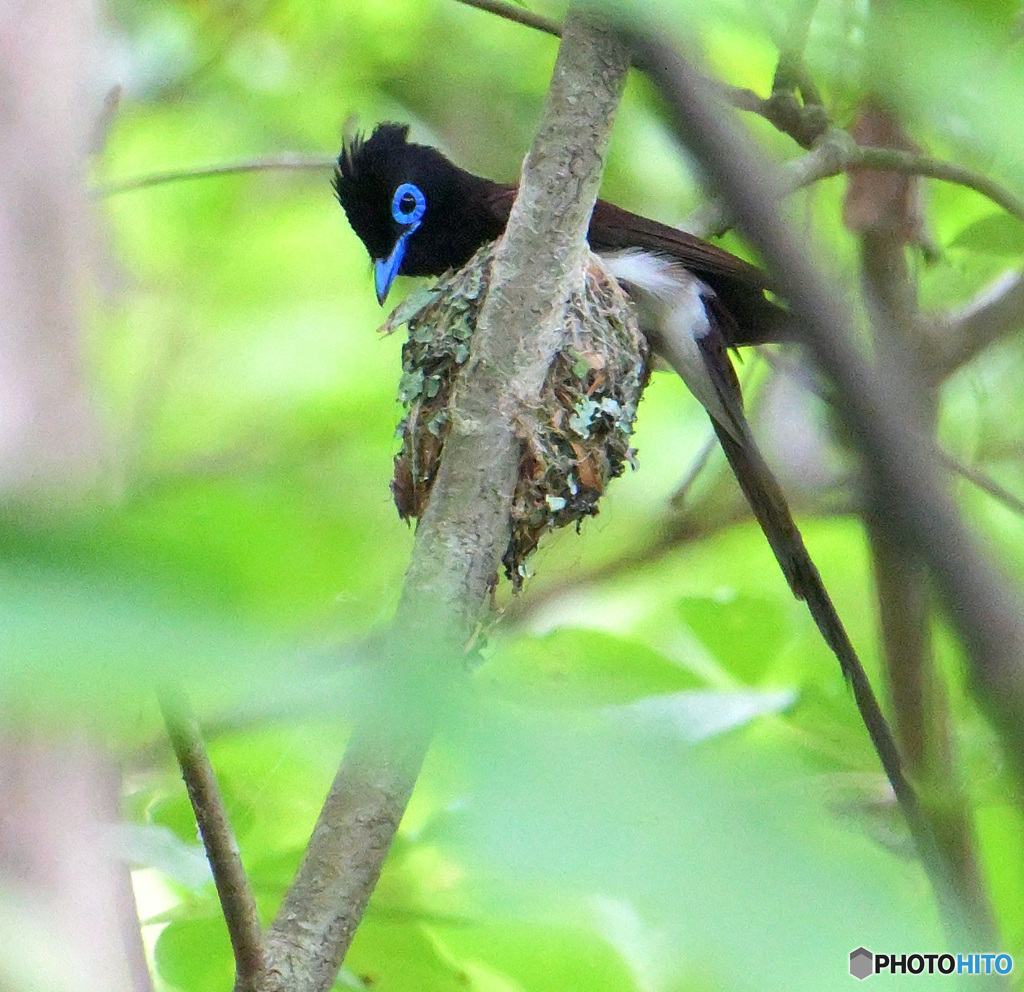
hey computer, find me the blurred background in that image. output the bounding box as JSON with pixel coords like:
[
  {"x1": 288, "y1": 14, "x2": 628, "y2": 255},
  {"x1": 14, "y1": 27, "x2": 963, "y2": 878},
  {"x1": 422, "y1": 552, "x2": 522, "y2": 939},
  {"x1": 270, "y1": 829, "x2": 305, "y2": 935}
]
[{"x1": 3, "y1": 0, "x2": 1024, "y2": 989}]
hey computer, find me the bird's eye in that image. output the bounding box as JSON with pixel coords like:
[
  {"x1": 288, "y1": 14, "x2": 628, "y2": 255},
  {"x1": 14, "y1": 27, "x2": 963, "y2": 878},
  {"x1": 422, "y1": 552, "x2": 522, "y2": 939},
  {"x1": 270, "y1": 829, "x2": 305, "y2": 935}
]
[{"x1": 392, "y1": 182, "x2": 426, "y2": 226}]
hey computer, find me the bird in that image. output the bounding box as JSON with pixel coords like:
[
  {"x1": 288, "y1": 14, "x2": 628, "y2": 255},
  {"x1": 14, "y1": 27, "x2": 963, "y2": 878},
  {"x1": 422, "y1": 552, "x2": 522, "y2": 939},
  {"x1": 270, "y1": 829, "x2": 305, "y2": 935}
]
[{"x1": 333, "y1": 121, "x2": 862, "y2": 681}]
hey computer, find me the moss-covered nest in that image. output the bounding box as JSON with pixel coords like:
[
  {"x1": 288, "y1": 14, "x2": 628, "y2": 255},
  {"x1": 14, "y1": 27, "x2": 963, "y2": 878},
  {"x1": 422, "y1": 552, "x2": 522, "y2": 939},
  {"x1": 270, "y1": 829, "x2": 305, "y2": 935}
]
[{"x1": 382, "y1": 241, "x2": 650, "y2": 587}]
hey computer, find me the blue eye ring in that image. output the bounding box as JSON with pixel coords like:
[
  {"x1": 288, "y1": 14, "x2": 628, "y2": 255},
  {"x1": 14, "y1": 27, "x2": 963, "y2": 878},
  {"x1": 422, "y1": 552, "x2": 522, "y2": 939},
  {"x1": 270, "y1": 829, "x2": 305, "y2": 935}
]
[{"x1": 392, "y1": 182, "x2": 426, "y2": 226}]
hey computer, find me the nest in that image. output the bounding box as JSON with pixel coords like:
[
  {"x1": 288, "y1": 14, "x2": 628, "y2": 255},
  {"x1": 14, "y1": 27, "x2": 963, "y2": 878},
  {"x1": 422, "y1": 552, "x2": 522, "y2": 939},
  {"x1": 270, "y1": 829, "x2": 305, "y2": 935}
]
[{"x1": 383, "y1": 241, "x2": 649, "y2": 587}]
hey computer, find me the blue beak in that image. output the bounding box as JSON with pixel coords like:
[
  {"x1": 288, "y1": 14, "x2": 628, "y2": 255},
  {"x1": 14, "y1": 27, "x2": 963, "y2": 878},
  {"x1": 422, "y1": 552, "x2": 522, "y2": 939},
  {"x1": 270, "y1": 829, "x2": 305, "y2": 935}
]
[{"x1": 374, "y1": 231, "x2": 412, "y2": 306}]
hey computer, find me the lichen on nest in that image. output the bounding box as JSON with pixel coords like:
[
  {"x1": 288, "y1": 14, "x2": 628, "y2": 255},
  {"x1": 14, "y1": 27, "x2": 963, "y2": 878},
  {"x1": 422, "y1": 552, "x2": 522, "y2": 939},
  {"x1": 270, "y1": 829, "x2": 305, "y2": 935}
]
[{"x1": 382, "y1": 240, "x2": 650, "y2": 588}]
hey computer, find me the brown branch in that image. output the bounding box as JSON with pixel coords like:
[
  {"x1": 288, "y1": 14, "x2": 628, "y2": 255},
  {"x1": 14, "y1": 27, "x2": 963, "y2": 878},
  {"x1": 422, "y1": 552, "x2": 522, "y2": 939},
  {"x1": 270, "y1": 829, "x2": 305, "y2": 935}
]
[
  {"x1": 97, "y1": 154, "x2": 338, "y2": 196},
  {"x1": 255, "y1": 16, "x2": 631, "y2": 992},
  {"x1": 448, "y1": 0, "x2": 833, "y2": 144},
  {"x1": 626, "y1": 31, "x2": 1024, "y2": 941},
  {"x1": 856, "y1": 147, "x2": 1024, "y2": 222},
  {"x1": 690, "y1": 128, "x2": 1024, "y2": 239},
  {"x1": 929, "y1": 269, "x2": 1024, "y2": 378},
  {"x1": 158, "y1": 688, "x2": 265, "y2": 988},
  {"x1": 844, "y1": 89, "x2": 995, "y2": 942},
  {"x1": 797, "y1": 131, "x2": 1024, "y2": 223},
  {"x1": 448, "y1": 0, "x2": 561, "y2": 38},
  {"x1": 945, "y1": 450, "x2": 1024, "y2": 517}
]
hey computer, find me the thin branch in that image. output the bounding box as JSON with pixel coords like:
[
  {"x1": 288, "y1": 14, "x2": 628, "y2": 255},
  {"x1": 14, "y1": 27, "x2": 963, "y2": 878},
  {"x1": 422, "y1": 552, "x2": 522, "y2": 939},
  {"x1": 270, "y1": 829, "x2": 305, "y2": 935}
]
[
  {"x1": 158, "y1": 687, "x2": 265, "y2": 988},
  {"x1": 930, "y1": 269, "x2": 1024, "y2": 378},
  {"x1": 669, "y1": 429, "x2": 719, "y2": 507},
  {"x1": 670, "y1": 359, "x2": 761, "y2": 506},
  {"x1": 505, "y1": 469, "x2": 856, "y2": 630},
  {"x1": 945, "y1": 451, "x2": 1024, "y2": 517},
  {"x1": 690, "y1": 129, "x2": 1024, "y2": 238},
  {"x1": 793, "y1": 131, "x2": 1024, "y2": 222},
  {"x1": 449, "y1": 0, "x2": 561, "y2": 37},
  {"x1": 97, "y1": 154, "x2": 338, "y2": 197},
  {"x1": 626, "y1": 30, "x2": 1024, "y2": 940},
  {"x1": 856, "y1": 147, "x2": 1024, "y2": 221},
  {"x1": 100, "y1": 139, "x2": 1024, "y2": 259}
]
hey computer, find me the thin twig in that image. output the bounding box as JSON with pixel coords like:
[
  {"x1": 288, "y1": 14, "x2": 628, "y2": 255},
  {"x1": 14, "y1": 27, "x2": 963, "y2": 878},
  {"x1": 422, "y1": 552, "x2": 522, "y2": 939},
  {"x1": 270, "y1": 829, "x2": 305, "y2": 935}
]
[
  {"x1": 159, "y1": 687, "x2": 265, "y2": 987},
  {"x1": 930, "y1": 269, "x2": 1024, "y2": 378},
  {"x1": 449, "y1": 0, "x2": 561, "y2": 37},
  {"x1": 945, "y1": 452, "x2": 1024, "y2": 517},
  {"x1": 669, "y1": 430, "x2": 718, "y2": 507},
  {"x1": 789, "y1": 131, "x2": 1024, "y2": 223},
  {"x1": 671, "y1": 360, "x2": 761, "y2": 506},
  {"x1": 691, "y1": 129, "x2": 1024, "y2": 237},
  {"x1": 97, "y1": 154, "x2": 338, "y2": 197},
  {"x1": 96, "y1": 114, "x2": 1024, "y2": 262},
  {"x1": 854, "y1": 147, "x2": 1024, "y2": 222}
]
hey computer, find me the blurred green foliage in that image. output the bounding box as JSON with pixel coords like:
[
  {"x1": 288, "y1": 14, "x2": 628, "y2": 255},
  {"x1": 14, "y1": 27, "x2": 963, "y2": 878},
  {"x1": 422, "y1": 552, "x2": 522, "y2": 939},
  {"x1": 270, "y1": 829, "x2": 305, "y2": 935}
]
[{"x1": 6, "y1": 0, "x2": 1024, "y2": 988}]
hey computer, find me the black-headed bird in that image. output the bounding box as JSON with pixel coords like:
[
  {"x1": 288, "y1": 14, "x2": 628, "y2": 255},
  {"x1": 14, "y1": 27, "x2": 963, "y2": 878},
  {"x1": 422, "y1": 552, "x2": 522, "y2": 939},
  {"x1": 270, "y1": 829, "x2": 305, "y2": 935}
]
[{"x1": 333, "y1": 121, "x2": 859, "y2": 680}]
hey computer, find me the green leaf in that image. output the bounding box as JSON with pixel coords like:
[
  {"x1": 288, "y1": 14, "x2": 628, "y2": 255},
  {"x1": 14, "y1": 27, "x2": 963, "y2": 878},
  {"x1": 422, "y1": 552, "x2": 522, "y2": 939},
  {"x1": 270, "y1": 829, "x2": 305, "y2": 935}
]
[
  {"x1": 601, "y1": 688, "x2": 797, "y2": 742},
  {"x1": 154, "y1": 917, "x2": 234, "y2": 992},
  {"x1": 675, "y1": 592, "x2": 794, "y2": 684},
  {"x1": 949, "y1": 213, "x2": 1024, "y2": 255},
  {"x1": 344, "y1": 918, "x2": 476, "y2": 992},
  {"x1": 481, "y1": 628, "x2": 703, "y2": 706}
]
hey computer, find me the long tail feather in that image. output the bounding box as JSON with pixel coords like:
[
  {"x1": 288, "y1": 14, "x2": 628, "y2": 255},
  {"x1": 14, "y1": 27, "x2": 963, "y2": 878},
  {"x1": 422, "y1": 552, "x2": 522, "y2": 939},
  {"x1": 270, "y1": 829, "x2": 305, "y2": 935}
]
[{"x1": 709, "y1": 414, "x2": 921, "y2": 829}]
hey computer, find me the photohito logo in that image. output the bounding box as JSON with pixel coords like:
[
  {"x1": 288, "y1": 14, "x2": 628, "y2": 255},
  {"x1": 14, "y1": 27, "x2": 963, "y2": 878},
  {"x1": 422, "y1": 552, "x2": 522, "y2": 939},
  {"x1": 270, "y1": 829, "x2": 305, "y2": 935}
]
[{"x1": 849, "y1": 948, "x2": 1013, "y2": 979}]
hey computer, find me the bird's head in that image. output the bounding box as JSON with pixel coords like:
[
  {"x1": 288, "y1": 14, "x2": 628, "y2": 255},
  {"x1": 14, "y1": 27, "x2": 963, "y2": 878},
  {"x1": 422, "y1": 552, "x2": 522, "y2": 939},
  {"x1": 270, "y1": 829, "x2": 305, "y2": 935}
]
[{"x1": 333, "y1": 122, "x2": 510, "y2": 305}]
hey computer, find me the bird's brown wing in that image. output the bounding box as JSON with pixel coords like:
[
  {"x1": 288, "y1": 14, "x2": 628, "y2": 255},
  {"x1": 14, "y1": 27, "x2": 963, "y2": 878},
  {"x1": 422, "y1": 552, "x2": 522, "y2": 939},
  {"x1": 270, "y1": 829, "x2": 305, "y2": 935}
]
[
  {"x1": 589, "y1": 199, "x2": 769, "y2": 287},
  {"x1": 483, "y1": 187, "x2": 790, "y2": 345}
]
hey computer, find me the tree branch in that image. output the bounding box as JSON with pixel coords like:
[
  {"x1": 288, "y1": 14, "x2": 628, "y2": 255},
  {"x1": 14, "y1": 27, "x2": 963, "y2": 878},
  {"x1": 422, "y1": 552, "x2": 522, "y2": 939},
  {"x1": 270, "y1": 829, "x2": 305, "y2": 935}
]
[
  {"x1": 159, "y1": 688, "x2": 265, "y2": 988},
  {"x1": 689, "y1": 128, "x2": 1024, "y2": 238},
  {"x1": 626, "y1": 31, "x2": 1024, "y2": 934},
  {"x1": 253, "y1": 14, "x2": 631, "y2": 992},
  {"x1": 97, "y1": 154, "x2": 338, "y2": 197},
  {"x1": 844, "y1": 93, "x2": 993, "y2": 941},
  {"x1": 929, "y1": 269, "x2": 1024, "y2": 378},
  {"x1": 448, "y1": 0, "x2": 562, "y2": 38},
  {"x1": 945, "y1": 448, "x2": 1024, "y2": 516}
]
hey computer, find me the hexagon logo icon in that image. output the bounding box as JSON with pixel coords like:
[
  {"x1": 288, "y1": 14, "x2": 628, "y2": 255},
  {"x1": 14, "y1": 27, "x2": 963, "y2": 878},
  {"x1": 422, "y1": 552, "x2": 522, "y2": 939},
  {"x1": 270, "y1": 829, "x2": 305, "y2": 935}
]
[{"x1": 850, "y1": 947, "x2": 874, "y2": 980}]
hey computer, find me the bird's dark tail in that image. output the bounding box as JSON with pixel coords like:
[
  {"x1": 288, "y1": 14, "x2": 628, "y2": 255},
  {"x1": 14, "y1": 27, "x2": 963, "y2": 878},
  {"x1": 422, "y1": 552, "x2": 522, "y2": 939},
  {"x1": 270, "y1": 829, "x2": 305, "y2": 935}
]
[
  {"x1": 710, "y1": 415, "x2": 914, "y2": 814},
  {"x1": 710, "y1": 418, "x2": 857, "y2": 677}
]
